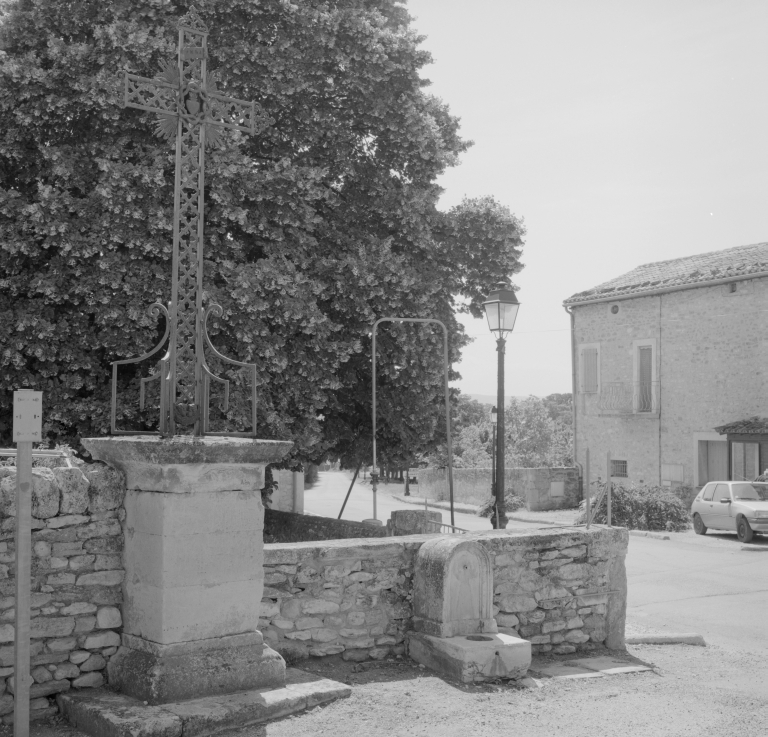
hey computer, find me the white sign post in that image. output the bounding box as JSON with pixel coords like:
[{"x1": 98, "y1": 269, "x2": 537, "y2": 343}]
[{"x1": 12, "y1": 390, "x2": 41, "y2": 737}]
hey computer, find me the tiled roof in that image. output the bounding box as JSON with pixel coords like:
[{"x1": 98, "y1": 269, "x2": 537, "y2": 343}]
[
  {"x1": 564, "y1": 242, "x2": 768, "y2": 305},
  {"x1": 714, "y1": 417, "x2": 768, "y2": 435}
]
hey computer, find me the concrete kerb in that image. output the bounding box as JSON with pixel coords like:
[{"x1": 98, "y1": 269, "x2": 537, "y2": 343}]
[
  {"x1": 741, "y1": 544, "x2": 768, "y2": 551},
  {"x1": 626, "y1": 633, "x2": 706, "y2": 646},
  {"x1": 628, "y1": 530, "x2": 671, "y2": 541},
  {"x1": 389, "y1": 494, "x2": 480, "y2": 515}
]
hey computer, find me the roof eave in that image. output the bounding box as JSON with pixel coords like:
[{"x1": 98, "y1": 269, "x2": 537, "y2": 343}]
[{"x1": 563, "y1": 270, "x2": 768, "y2": 308}]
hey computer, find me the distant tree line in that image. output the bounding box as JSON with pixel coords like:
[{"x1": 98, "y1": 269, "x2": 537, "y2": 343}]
[{"x1": 427, "y1": 393, "x2": 573, "y2": 470}]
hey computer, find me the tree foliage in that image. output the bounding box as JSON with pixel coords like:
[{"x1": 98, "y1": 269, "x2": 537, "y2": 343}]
[
  {"x1": 0, "y1": 0, "x2": 524, "y2": 465},
  {"x1": 504, "y1": 395, "x2": 573, "y2": 468},
  {"x1": 431, "y1": 394, "x2": 573, "y2": 470}
]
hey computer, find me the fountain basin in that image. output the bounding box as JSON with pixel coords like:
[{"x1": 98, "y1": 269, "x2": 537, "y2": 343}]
[{"x1": 408, "y1": 631, "x2": 531, "y2": 683}]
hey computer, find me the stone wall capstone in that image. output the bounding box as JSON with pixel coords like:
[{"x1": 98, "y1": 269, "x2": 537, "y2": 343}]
[{"x1": 0, "y1": 462, "x2": 125, "y2": 723}]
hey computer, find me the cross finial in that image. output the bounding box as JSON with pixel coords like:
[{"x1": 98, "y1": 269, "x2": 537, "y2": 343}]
[
  {"x1": 114, "y1": 12, "x2": 270, "y2": 438},
  {"x1": 178, "y1": 6, "x2": 208, "y2": 34}
]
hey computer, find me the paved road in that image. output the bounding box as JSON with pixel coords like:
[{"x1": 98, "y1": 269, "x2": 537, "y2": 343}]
[
  {"x1": 304, "y1": 471, "x2": 541, "y2": 532},
  {"x1": 626, "y1": 530, "x2": 768, "y2": 653}
]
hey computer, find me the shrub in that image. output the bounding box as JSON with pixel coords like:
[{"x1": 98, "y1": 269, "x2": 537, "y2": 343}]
[
  {"x1": 577, "y1": 482, "x2": 690, "y2": 531},
  {"x1": 478, "y1": 490, "x2": 526, "y2": 518}
]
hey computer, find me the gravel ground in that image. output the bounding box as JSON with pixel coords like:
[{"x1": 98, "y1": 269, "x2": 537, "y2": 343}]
[
  {"x1": 8, "y1": 642, "x2": 766, "y2": 737},
  {"x1": 256, "y1": 643, "x2": 767, "y2": 737}
]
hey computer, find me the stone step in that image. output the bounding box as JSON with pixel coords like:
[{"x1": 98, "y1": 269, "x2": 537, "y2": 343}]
[{"x1": 56, "y1": 668, "x2": 351, "y2": 737}]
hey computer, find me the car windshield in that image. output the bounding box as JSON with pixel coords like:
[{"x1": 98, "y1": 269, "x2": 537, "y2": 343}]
[{"x1": 731, "y1": 483, "x2": 761, "y2": 500}]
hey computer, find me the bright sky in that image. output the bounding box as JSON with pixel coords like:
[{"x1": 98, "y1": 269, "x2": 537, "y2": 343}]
[{"x1": 407, "y1": 0, "x2": 768, "y2": 399}]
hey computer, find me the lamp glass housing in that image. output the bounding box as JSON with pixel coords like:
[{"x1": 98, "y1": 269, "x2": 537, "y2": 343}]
[
  {"x1": 490, "y1": 407, "x2": 497, "y2": 425},
  {"x1": 482, "y1": 287, "x2": 520, "y2": 337}
]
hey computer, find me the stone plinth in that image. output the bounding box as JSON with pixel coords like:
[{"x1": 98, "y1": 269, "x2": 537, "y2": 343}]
[
  {"x1": 82, "y1": 436, "x2": 292, "y2": 704},
  {"x1": 387, "y1": 509, "x2": 442, "y2": 535}
]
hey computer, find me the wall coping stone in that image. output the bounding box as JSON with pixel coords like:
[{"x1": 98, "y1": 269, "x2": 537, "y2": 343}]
[{"x1": 264, "y1": 527, "x2": 627, "y2": 564}]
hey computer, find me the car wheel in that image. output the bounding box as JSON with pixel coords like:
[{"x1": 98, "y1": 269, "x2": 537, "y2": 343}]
[
  {"x1": 693, "y1": 514, "x2": 707, "y2": 535},
  {"x1": 736, "y1": 516, "x2": 754, "y2": 543}
]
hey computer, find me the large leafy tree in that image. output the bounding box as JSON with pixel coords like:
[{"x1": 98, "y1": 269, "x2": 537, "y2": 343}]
[{"x1": 0, "y1": 0, "x2": 524, "y2": 465}]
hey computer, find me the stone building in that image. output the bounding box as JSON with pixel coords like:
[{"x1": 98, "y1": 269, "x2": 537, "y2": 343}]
[{"x1": 563, "y1": 241, "x2": 768, "y2": 489}]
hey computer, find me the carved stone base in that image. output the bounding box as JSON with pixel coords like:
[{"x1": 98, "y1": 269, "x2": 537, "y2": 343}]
[
  {"x1": 408, "y1": 632, "x2": 531, "y2": 683},
  {"x1": 107, "y1": 633, "x2": 286, "y2": 705}
]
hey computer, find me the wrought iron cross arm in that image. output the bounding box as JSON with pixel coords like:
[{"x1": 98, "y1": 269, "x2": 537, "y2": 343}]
[
  {"x1": 123, "y1": 73, "x2": 178, "y2": 115},
  {"x1": 206, "y1": 92, "x2": 270, "y2": 134}
]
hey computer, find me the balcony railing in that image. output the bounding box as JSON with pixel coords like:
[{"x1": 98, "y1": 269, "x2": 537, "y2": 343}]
[{"x1": 598, "y1": 381, "x2": 659, "y2": 414}]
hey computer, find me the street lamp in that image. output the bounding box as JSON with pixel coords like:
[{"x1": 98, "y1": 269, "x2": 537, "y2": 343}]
[
  {"x1": 490, "y1": 406, "x2": 497, "y2": 506},
  {"x1": 483, "y1": 282, "x2": 520, "y2": 529}
]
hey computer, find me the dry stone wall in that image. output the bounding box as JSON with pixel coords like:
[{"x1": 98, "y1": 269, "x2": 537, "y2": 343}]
[
  {"x1": 413, "y1": 467, "x2": 580, "y2": 510},
  {"x1": 260, "y1": 526, "x2": 627, "y2": 664},
  {"x1": 264, "y1": 508, "x2": 387, "y2": 543},
  {"x1": 0, "y1": 462, "x2": 125, "y2": 723}
]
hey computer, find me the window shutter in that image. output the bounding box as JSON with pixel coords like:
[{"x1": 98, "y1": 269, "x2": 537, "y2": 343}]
[
  {"x1": 583, "y1": 348, "x2": 598, "y2": 393},
  {"x1": 638, "y1": 346, "x2": 652, "y2": 384},
  {"x1": 637, "y1": 346, "x2": 652, "y2": 411}
]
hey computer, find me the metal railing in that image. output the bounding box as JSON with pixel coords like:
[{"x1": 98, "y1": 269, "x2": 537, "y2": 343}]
[
  {"x1": 435, "y1": 522, "x2": 468, "y2": 534},
  {"x1": 598, "y1": 381, "x2": 659, "y2": 414}
]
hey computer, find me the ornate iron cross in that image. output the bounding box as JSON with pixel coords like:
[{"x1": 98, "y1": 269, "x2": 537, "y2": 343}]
[{"x1": 111, "y1": 8, "x2": 269, "y2": 437}]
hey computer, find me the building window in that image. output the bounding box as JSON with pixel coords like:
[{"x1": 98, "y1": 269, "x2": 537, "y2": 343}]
[
  {"x1": 632, "y1": 339, "x2": 658, "y2": 414},
  {"x1": 637, "y1": 346, "x2": 653, "y2": 412},
  {"x1": 579, "y1": 343, "x2": 600, "y2": 394},
  {"x1": 611, "y1": 460, "x2": 628, "y2": 477}
]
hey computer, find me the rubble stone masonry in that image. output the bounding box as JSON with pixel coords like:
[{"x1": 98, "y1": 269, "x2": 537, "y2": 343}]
[
  {"x1": 573, "y1": 277, "x2": 768, "y2": 487},
  {"x1": 0, "y1": 462, "x2": 124, "y2": 723},
  {"x1": 260, "y1": 526, "x2": 627, "y2": 663}
]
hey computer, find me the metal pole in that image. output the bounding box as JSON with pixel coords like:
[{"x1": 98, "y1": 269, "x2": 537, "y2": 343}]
[
  {"x1": 491, "y1": 420, "x2": 496, "y2": 502},
  {"x1": 371, "y1": 326, "x2": 378, "y2": 521},
  {"x1": 441, "y1": 321, "x2": 455, "y2": 528},
  {"x1": 338, "y1": 462, "x2": 361, "y2": 519},
  {"x1": 494, "y1": 337, "x2": 508, "y2": 529},
  {"x1": 606, "y1": 451, "x2": 612, "y2": 527},
  {"x1": 14, "y1": 440, "x2": 32, "y2": 737},
  {"x1": 585, "y1": 447, "x2": 591, "y2": 529}
]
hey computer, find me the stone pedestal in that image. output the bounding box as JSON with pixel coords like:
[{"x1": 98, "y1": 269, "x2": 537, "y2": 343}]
[{"x1": 82, "y1": 436, "x2": 292, "y2": 705}]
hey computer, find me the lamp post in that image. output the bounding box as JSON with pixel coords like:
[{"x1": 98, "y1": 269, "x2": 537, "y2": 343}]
[
  {"x1": 490, "y1": 406, "x2": 497, "y2": 505},
  {"x1": 483, "y1": 282, "x2": 520, "y2": 529}
]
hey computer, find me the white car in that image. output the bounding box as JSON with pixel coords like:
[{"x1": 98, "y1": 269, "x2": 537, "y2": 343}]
[{"x1": 691, "y1": 481, "x2": 768, "y2": 542}]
